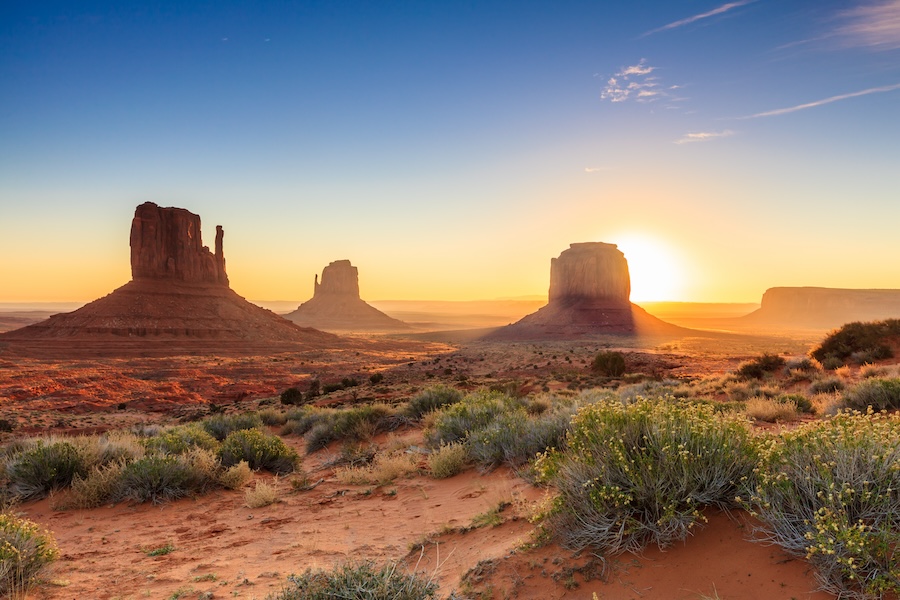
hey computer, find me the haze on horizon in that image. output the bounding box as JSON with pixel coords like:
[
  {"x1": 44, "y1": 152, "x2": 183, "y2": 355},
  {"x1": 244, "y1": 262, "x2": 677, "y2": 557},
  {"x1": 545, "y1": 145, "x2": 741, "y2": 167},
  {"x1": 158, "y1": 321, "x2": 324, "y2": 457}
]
[{"x1": 2, "y1": 1, "x2": 899, "y2": 305}]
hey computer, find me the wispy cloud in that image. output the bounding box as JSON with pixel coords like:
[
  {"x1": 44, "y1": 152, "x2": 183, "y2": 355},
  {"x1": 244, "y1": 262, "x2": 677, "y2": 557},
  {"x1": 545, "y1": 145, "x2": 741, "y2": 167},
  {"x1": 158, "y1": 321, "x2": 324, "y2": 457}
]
[
  {"x1": 740, "y1": 83, "x2": 900, "y2": 118},
  {"x1": 836, "y1": 0, "x2": 900, "y2": 50},
  {"x1": 675, "y1": 130, "x2": 735, "y2": 144},
  {"x1": 643, "y1": 0, "x2": 756, "y2": 37},
  {"x1": 601, "y1": 59, "x2": 670, "y2": 103}
]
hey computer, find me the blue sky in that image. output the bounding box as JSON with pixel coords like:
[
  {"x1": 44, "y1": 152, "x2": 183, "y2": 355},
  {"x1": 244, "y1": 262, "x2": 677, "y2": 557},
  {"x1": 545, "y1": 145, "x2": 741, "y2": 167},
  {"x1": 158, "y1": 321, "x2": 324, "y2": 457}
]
[{"x1": 1, "y1": 1, "x2": 899, "y2": 302}]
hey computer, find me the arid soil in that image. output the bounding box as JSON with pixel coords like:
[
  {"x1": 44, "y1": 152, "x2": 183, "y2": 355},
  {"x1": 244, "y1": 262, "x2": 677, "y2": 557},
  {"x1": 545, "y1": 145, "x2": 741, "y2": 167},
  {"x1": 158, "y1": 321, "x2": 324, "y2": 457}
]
[{"x1": 1, "y1": 332, "x2": 837, "y2": 599}]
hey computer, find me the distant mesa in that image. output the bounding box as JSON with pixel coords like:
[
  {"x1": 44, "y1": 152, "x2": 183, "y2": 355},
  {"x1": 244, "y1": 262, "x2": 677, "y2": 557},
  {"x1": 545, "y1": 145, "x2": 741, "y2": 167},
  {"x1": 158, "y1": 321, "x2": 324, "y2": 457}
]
[
  {"x1": 742, "y1": 287, "x2": 900, "y2": 329},
  {"x1": 0, "y1": 202, "x2": 337, "y2": 356},
  {"x1": 485, "y1": 242, "x2": 685, "y2": 340},
  {"x1": 284, "y1": 260, "x2": 412, "y2": 333}
]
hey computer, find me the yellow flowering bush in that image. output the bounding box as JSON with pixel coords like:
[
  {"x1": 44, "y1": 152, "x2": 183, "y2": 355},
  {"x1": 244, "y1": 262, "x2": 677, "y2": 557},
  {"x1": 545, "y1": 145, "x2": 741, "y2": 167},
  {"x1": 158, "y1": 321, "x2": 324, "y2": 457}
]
[
  {"x1": 0, "y1": 512, "x2": 59, "y2": 597},
  {"x1": 535, "y1": 397, "x2": 757, "y2": 554}
]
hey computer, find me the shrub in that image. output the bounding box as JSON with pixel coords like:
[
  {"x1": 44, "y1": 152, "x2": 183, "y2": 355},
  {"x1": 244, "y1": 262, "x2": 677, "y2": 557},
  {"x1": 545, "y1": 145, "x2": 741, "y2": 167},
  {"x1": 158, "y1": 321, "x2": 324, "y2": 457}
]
[
  {"x1": 218, "y1": 429, "x2": 298, "y2": 475},
  {"x1": 201, "y1": 413, "x2": 264, "y2": 441},
  {"x1": 591, "y1": 351, "x2": 626, "y2": 377},
  {"x1": 258, "y1": 408, "x2": 288, "y2": 426},
  {"x1": 809, "y1": 376, "x2": 845, "y2": 395},
  {"x1": 334, "y1": 451, "x2": 418, "y2": 486},
  {"x1": 424, "y1": 391, "x2": 518, "y2": 447},
  {"x1": 218, "y1": 461, "x2": 253, "y2": 490},
  {"x1": 280, "y1": 387, "x2": 305, "y2": 406},
  {"x1": 736, "y1": 353, "x2": 786, "y2": 380},
  {"x1": 811, "y1": 320, "x2": 900, "y2": 367},
  {"x1": 292, "y1": 405, "x2": 399, "y2": 453},
  {"x1": 536, "y1": 398, "x2": 757, "y2": 554},
  {"x1": 6, "y1": 441, "x2": 88, "y2": 500},
  {"x1": 144, "y1": 424, "x2": 219, "y2": 455},
  {"x1": 369, "y1": 373, "x2": 385, "y2": 384},
  {"x1": 116, "y1": 454, "x2": 210, "y2": 504},
  {"x1": 404, "y1": 385, "x2": 463, "y2": 420},
  {"x1": 778, "y1": 393, "x2": 813, "y2": 414},
  {"x1": 341, "y1": 377, "x2": 360, "y2": 388},
  {"x1": 744, "y1": 397, "x2": 799, "y2": 423},
  {"x1": 271, "y1": 561, "x2": 438, "y2": 600},
  {"x1": 426, "y1": 443, "x2": 470, "y2": 479},
  {"x1": 748, "y1": 411, "x2": 900, "y2": 598},
  {"x1": 843, "y1": 378, "x2": 900, "y2": 412},
  {"x1": 62, "y1": 459, "x2": 127, "y2": 509},
  {"x1": 467, "y1": 407, "x2": 575, "y2": 470},
  {"x1": 0, "y1": 512, "x2": 59, "y2": 597}
]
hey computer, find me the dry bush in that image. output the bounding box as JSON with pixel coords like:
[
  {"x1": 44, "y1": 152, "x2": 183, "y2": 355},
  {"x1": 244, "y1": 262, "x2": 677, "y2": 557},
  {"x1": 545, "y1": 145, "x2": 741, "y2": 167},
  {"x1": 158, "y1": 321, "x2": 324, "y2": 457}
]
[
  {"x1": 859, "y1": 363, "x2": 888, "y2": 379},
  {"x1": 811, "y1": 393, "x2": 845, "y2": 417},
  {"x1": 244, "y1": 479, "x2": 279, "y2": 508},
  {"x1": 833, "y1": 365, "x2": 853, "y2": 379},
  {"x1": 335, "y1": 451, "x2": 419, "y2": 486},
  {"x1": 219, "y1": 460, "x2": 252, "y2": 490},
  {"x1": 744, "y1": 397, "x2": 799, "y2": 423},
  {"x1": 59, "y1": 459, "x2": 126, "y2": 509}
]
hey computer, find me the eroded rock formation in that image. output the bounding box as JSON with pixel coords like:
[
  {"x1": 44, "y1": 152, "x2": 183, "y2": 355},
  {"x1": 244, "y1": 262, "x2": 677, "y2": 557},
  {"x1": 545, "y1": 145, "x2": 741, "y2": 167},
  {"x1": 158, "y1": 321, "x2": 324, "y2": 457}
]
[
  {"x1": 744, "y1": 287, "x2": 900, "y2": 329},
  {"x1": 486, "y1": 242, "x2": 683, "y2": 340},
  {"x1": 285, "y1": 260, "x2": 411, "y2": 333},
  {"x1": 130, "y1": 202, "x2": 228, "y2": 285},
  {"x1": 1, "y1": 203, "x2": 337, "y2": 356}
]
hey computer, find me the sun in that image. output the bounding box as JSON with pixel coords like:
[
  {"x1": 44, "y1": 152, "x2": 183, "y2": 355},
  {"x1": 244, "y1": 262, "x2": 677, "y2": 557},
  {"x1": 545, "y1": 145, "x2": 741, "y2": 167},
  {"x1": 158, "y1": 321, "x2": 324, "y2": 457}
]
[{"x1": 612, "y1": 234, "x2": 684, "y2": 302}]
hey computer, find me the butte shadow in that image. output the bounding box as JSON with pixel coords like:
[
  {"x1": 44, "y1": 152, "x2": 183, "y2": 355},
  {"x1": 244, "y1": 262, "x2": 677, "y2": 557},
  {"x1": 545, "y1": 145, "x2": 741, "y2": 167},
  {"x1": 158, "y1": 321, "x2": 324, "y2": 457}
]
[
  {"x1": 483, "y1": 242, "x2": 692, "y2": 342},
  {"x1": 0, "y1": 202, "x2": 338, "y2": 357},
  {"x1": 283, "y1": 260, "x2": 412, "y2": 333}
]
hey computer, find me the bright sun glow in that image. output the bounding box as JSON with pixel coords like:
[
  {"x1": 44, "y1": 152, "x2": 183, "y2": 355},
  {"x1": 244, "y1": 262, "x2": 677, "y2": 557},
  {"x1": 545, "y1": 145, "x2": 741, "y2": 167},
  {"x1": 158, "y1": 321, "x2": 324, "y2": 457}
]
[{"x1": 612, "y1": 234, "x2": 684, "y2": 302}]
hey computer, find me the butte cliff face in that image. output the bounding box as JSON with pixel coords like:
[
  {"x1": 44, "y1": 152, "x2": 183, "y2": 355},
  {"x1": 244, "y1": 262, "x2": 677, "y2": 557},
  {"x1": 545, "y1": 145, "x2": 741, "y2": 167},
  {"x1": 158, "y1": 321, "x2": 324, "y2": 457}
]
[
  {"x1": 1, "y1": 203, "x2": 337, "y2": 356},
  {"x1": 486, "y1": 242, "x2": 682, "y2": 340},
  {"x1": 130, "y1": 202, "x2": 228, "y2": 286},
  {"x1": 743, "y1": 287, "x2": 900, "y2": 329},
  {"x1": 284, "y1": 260, "x2": 411, "y2": 333}
]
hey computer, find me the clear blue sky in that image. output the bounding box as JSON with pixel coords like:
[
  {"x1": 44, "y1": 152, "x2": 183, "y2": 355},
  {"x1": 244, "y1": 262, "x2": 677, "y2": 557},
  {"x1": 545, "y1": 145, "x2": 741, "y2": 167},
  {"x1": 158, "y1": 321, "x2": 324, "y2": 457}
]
[{"x1": 2, "y1": 1, "x2": 899, "y2": 302}]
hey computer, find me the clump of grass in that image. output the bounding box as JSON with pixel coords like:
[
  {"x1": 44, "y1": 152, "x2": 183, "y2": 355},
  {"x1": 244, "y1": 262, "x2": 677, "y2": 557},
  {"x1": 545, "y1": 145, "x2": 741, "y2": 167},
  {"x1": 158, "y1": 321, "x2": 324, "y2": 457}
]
[
  {"x1": 0, "y1": 511, "x2": 59, "y2": 598},
  {"x1": 843, "y1": 378, "x2": 900, "y2": 412},
  {"x1": 218, "y1": 460, "x2": 253, "y2": 490},
  {"x1": 736, "y1": 353, "x2": 786, "y2": 380},
  {"x1": 258, "y1": 408, "x2": 288, "y2": 426},
  {"x1": 591, "y1": 351, "x2": 626, "y2": 377},
  {"x1": 744, "y1": 397, "x2": 799, "y2": 423},
  {"x1": 334, "y1": 451, "x2": 419, "y2": 486},
  {"x1": 271, "y1": 561, "x2": 438, "y2": 600},
  {"x1": 61, "y1": 459, "x2": 127, "y2": 509},
  {"x1": 536, "y1": 398, "x2": 757, "y2": 554},
  {"x1": 426, "y1": 443, "x2": 470, "y2": 479},
  {"x1": 145, "y1": 542, "x2": 175, "y2": 556},
  {"x1": 404, "y1": 385, "x2": 463, "y2": 420},
  {"x1": 466, "y1": 406, "x2": 575, "y2": 470},
  {"x1": 747, "y1": 410, "x2": 900, "y2": 598},
  {"x1": 218, "y1": 429, "x2": 298, "y2": 475},
  {"x1": 424, "y1": 390, "x2": 519, "y2": 447},
  {"x1": 283, "y1": 405, "x2": 401, "y2": 453},
  {"x1": 244, "y1": 480, "x2": 279, "y2": 508}
]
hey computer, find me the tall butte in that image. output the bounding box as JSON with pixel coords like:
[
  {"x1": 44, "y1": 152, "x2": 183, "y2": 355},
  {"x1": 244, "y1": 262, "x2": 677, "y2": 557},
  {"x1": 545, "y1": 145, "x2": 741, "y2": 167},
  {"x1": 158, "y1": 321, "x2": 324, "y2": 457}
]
[
  {"x1": 284, "y1": 260, "x2": 411, "y2": 332},
  {"x1": 486, "y1": 242, "x2": 683, "y2": 340},
  {"x1": 1, "y1": 202, "x2": 337, "y2": 356}
]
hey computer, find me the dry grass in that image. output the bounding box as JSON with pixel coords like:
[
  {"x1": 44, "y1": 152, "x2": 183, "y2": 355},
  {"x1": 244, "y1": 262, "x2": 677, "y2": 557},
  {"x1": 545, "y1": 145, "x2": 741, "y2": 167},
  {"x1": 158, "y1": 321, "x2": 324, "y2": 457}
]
[
  {"x1": 334, "y1": 451, "x2": 419, "y2": 486},
  {"x1": 219, "y1": 460, "x2": 252, "y2": 490},
  {"x1": 426, "y1": 442, "x2": 470, "y2": 479},
  {"x1": 244, "y1": 479, "x2": 279, "y2": 508},
  {"x1": 744, "y1": 397, "x2": 799, "y2": 423}
]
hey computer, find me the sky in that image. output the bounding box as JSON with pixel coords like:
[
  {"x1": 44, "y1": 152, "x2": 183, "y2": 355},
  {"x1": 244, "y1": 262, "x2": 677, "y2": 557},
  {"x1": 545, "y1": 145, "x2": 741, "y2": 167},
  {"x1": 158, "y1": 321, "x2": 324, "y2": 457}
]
[{"x1": 1, "y1": 0, "x2": 899, "y2": 303}]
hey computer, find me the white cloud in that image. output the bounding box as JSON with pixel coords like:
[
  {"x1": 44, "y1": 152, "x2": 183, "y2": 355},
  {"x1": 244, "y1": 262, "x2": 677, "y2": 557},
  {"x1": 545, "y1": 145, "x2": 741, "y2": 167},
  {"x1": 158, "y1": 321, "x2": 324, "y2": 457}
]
[
  {"x1": 740, "y1": 83, "x2": 900, "y2": 118},
  {"x1": 675, "y1": 130, "x2": 735, "y2": 144},
  {"x1": 643, "y1": 0, "x2": 756, "y2": 37},
  {"x1": 836, "y1": 0, "x2": 900, "y2": 50},
  {"x1": 601, "y1": 59, "x2": 670, "y2": 104}
]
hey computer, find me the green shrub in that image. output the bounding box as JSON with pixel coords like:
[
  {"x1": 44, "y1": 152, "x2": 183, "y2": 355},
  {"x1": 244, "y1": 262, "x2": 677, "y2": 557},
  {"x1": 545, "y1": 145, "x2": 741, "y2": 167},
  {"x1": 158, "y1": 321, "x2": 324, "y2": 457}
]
[
  {"x1": 280, "y1": 387, "x2": 305, "y2": 406},
  {"x1": 811, "y1": 320, "x2": 900, "y2": 367},
  {"x1": 591, "y1": 351, "x2": 626, "y2": 377},
  {"x1": 287, "y1": 405, "x2": 399, "y2": 453},
  {"x1": 536, "y1": 398, "x2": 756, "y2": 554},
  {"x1": 777, "y1": 393, "x2": 814, "y2": 414},
  {"x1": 144, "y1": 424, "x2": 220, "y2": 455},
  {"x1": 369, "y1": 373, "x2": 385, "y2": 384},
  {"x1": 748, "y1": 411, "x2": 900, "y2": 598},
  {"x1": 843, "y1": 378, "x2": 900, "y2": 411},
  {"x1": 201, "y1": 413, "x2": 264, "y2": 441},
  {"x1": 404, "y1": 385, "x2": 463, "y2": 420},
  {"x1": 321, "y1": 382, "x2": 344, "y2": 394},
  {"x1": 258, "y1": 408, "x2": 288, "y2": 426},
  {"x1": 115, "y1": 454, "x2": 210, "y2": 504},
  {"x1": 736, "y1": 353, "x2": 786, "y2": 380},
  {"x1": 0, "y1": 512, "x2": 59, "y2": 597},
  {"x1": 424, "y1": 391, "x2": 518, "y2": 447},
  {"x1": 809, "y1": 376, "x2": 845, "y2": 395},
  {"x1": 467, "y1": 407, "x2": 574, "y2": 470},
  {"x1": 6, "y1": 441, "x2": 88, "y2": 500},
  {"x1": 218, "y1": 429, "x2": 298, "y2": 475},
  {"x1": 271, "y1": 561, "x2": 438, "y2": 600}
]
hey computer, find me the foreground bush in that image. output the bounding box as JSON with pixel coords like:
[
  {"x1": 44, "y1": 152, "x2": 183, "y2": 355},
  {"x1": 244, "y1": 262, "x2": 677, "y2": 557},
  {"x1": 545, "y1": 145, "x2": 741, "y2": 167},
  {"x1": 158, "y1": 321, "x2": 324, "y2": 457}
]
[
  {"x1": 270, "y1": 561, "x2": 438, "y2": 600},
  {"x1": 536, "y1": 398, "x2": 756, "y2": 554},
  {"x1": 748, "y1": 410, "x2": 900, "y2": 599},
  {"x1": 0, "y1": 512, "x2": 59, "y2": 597},
  {"x1": 591, "y1": 351, "x2": 626, "y2": 377},
  {"x1": 116, "y1": 450, "x2": 217, "y2": 504},
  {"x1": 5, "y1": 441, "x2": 88, "y2": 500},
  {"x1": 218, "y1": 429, "x2": 299, "y2": 475},
  {"x1": 404, "y1": 385, "x2": 463, "y2": 420}
]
